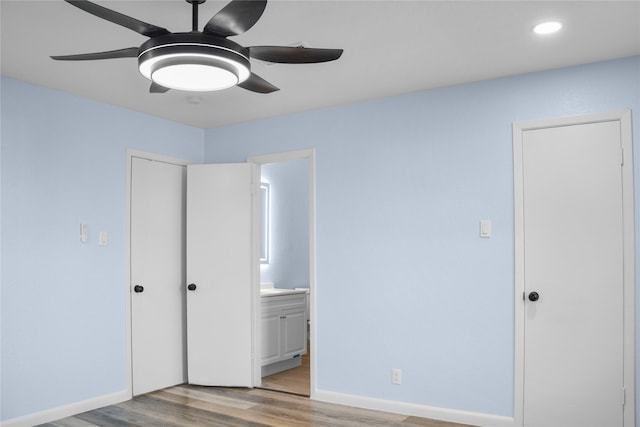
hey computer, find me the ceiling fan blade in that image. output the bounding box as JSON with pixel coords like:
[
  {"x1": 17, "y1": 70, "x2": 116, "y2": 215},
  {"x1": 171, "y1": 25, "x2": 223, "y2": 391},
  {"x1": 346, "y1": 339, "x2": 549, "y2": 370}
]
[
  {"x1": 237, "y1": 72, "x2": 279, "y2": 94},
  {"x1": 203, "y1": 0, "x2": 267, "y2": 37},
  {"x1": 51, "y1": 47, "x2": 139, "y2": 61},
  {"x1": 249, "y1": 46, "x2": 344, "y2": 64},
  {"x1": 63, "y1": 0, "x2": 170, "y2": 38},
  {"x1": 149, "y1": 82, "x2": 170, "y2": 94}
]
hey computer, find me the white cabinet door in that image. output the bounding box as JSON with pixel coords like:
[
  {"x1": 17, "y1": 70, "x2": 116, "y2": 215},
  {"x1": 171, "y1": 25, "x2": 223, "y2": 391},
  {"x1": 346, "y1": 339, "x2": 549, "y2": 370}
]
[
  {"x1": 186, "y1": 163, "x2": 258, "y2": 386},
  {"x1": 282, "y1": 308, "x2": 307, "y2": 358},
  {"x1": 260, "y1": 309, "x2": 281, "y2": 365}
]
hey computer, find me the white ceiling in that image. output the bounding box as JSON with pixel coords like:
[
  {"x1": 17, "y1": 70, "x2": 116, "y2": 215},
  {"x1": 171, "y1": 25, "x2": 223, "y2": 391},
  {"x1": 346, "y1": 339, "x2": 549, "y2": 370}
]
[{"x1": 2, "y1": 1, "x2": 639, "y2": 129}]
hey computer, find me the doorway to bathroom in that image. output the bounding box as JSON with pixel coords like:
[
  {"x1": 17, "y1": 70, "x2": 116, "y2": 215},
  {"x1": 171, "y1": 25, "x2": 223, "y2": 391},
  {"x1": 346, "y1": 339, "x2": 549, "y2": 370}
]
[{"x1": 249, "y1": 149, "x2": 316, "y2": 397}]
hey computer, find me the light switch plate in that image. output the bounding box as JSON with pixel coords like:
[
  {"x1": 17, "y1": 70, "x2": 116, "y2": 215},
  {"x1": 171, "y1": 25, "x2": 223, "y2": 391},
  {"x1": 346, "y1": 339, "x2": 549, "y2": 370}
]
[
  {"x1": 99, "y1": 231, "x2": 108, "y2": 246},
  {"x1": 80, "y1": 223, "x2": 87, "y2": 243},
  {"x1": 480, "y1": 220, "x2": 491, "y2": 238}
]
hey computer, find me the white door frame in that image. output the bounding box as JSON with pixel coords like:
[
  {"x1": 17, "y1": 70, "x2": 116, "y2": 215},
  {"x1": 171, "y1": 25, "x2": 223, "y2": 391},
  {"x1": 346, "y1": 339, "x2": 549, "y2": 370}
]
[
  {"x1": 125, "y1": 149, "x2": 191, "y2": 397},
  {"x1": 248, "y1": 148, "x2": 317, "y2": 396},
  {"x1": 512, "y1": 110, "x2": 635, "y2": 426}
]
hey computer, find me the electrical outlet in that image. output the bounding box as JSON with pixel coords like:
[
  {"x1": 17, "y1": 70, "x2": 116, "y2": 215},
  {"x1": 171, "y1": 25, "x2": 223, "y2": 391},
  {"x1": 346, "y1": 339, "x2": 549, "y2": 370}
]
[{"x1": 392, "y1": 368, "x2": 402, "y2": 385}]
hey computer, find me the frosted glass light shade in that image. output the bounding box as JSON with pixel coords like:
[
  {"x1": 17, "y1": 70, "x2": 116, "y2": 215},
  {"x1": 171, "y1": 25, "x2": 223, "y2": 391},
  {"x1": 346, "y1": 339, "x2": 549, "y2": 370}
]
[{"x1": 151, "y1": 60, "x2": 239, "y2": 92}]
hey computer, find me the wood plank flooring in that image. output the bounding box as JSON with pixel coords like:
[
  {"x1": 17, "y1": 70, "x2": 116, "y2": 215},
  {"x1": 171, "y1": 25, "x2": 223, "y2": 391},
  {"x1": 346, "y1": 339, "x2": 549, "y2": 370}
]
[
  {"x1": 259, "y1": 346, "x2": 310, "y2": 396},
  {"x1": 38, "y1": 384, "x2": 477, "y2": 427}
]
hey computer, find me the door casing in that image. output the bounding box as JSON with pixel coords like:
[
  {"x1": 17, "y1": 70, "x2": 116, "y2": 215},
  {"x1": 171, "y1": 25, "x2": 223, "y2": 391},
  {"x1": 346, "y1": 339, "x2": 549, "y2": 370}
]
[
  {"x1": 248, "y1": 148, "x2": 317, "y2": 396},
  {"x1": 512, "y1": 110, "x2": 635, "y2": 426}
]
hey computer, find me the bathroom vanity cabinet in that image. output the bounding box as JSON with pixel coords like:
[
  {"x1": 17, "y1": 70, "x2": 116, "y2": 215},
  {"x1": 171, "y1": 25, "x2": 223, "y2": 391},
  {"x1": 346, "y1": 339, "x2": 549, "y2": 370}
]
[{"x1": 260, "y1": 290, "x2": 307, "y2": 377}]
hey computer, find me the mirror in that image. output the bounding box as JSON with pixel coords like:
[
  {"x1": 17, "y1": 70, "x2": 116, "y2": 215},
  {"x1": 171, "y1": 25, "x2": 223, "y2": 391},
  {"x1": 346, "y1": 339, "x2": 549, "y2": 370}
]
[{"x1": 260, "y1": 182, "x2": 270, "y2": 264}]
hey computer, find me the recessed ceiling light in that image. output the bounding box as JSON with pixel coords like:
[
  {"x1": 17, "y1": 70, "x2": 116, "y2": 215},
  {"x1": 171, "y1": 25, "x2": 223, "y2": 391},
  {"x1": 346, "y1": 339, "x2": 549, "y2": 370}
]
[{"x1": 533, "y1": 21, "x2": 563, "y2": 35}]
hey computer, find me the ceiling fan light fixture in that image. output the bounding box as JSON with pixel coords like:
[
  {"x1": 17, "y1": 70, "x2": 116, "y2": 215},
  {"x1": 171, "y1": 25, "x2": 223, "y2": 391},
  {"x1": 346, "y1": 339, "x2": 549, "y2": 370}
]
[
  {"x1": 52, "y1": 0, "x2": 343, "y2": 95},
  {"x1": 150, "y1": 57, "x2": 240, "y2": 92},
  {"x1": 138, "y1": 34, "x2": 251, "y2": 92}
]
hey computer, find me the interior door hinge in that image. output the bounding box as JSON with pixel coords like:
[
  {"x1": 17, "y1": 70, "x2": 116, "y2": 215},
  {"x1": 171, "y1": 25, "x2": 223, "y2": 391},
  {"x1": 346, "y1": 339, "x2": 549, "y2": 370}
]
[
  {"x1": 621, "y1": 146, "x2": 624, "y2": 166},
  {"x1": 621, "y1": 387, "x2": 626, "y2": 406}
]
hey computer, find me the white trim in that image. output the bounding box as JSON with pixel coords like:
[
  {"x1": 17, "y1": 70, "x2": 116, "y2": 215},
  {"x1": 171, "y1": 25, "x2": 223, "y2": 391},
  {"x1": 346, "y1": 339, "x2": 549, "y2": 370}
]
[
  {"x1": 247, "y1": 149, "x2": 317, "y2": 396},
  {"x1": 512, "y1": 121, "x2": 525, "y2": 427},
  {"x1": 512, "y1": 110, "x2": 635, "y2": 427},
  {"x1": 0, "y1": 389, "x2": 129, "y2": 427},
  {"x1": 125, "y1": 149, "x2": 192, "y2": 397},
  {"x1": 314, "y1": 389, "x2": 514, "y2": 427},
  {"x1": 619, "y1": 110, "x2": 636, "y2": 427},
  {"x1": 248, "y1": 148, "x2": 315, "y2": 165},
  {"x1": 250, "y1": 162, "x2": 261, "y2": 388}
]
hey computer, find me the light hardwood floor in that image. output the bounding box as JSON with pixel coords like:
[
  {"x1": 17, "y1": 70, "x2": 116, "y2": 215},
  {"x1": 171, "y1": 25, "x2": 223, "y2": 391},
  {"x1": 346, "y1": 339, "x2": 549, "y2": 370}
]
[
  {"x1": 259, "y1": 345, "x2": 310, "y2": 396},
  {"x1": 38, "y1": 384, "x2": 476, "y2": 427}
]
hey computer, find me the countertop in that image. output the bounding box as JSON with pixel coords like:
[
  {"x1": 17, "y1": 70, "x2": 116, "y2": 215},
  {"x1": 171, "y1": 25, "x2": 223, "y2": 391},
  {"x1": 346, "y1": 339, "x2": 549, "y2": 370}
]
[{"x1": 260, "y1": 288, "x2": 308, "y2": 297}]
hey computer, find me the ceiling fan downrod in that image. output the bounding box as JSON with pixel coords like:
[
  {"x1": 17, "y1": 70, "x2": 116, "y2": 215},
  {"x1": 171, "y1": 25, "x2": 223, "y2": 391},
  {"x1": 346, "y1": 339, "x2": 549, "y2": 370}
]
[{"x1": 187, "y1": 0, "x2": 206, "y2": 32}]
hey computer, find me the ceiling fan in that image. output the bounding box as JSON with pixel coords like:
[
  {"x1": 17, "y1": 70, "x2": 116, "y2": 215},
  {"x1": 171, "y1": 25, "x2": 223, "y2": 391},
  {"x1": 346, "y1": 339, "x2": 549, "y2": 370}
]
[{"x1": 51, "y1": 0, "x2": 344, "y2": 94}]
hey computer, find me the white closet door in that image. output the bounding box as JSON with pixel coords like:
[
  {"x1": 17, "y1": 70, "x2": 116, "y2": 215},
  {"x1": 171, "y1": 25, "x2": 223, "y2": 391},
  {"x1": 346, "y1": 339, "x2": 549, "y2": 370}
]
[
  {"x1": 131, "y1": 157, "x2": 187, "y2": 395},
  {"x1": 186, "y1": 163, "x2": 258, "y2": 386},
  {"x1": 521, "y1": 120, "x2": 624, "y2": 427}
]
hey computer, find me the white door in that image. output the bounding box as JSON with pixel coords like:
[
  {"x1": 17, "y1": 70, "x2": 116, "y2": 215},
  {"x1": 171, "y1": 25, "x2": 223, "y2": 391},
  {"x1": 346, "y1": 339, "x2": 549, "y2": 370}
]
[
  {"x1": 130, "y1": 157, "x2": 187, "y2": 395},
  {"x1": 186, "y1": 163, "x2": 258, "y2": 386},
  {"x1": 520, "y1": 120, "x2": 625, "y2": 426}
]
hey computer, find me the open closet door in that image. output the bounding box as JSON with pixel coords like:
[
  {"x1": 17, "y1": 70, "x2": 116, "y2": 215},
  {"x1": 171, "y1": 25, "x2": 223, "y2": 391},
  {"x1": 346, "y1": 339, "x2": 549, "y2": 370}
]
[{"x1": 186, "y1": 163, "x2": 258, "y2": 386}]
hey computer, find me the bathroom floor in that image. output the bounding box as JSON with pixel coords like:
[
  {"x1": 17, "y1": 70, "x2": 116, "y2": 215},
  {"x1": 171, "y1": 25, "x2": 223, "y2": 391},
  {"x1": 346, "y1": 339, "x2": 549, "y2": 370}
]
[{"x1": 259, "y1": 342, "x2": 310, "y2": 396}]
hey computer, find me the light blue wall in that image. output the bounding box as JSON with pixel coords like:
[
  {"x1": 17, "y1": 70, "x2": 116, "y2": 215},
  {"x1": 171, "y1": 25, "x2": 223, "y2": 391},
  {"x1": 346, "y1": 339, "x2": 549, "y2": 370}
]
[
  {"x1": 2, "y1": 55, "x2": 639, "y2": 423},
  {"x1": 204, "y1": 56, "x2": 640, "y2": 417},
  {"x1": 260, "y1": 159, "x2": 310, "y2": 289},
  {"x1": 0, "y1": 78, "x2": 204, "y2": 422}
]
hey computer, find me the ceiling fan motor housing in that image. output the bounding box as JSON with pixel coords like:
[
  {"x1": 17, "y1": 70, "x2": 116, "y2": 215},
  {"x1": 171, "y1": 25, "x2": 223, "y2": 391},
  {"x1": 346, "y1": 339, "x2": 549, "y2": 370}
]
[{"x1": 138, "y1": 33, "x2": 251, "y2": 91}]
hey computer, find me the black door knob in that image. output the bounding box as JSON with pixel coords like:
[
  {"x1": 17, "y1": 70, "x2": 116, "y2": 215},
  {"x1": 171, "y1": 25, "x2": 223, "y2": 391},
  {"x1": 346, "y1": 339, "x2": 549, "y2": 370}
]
[
  {"x1": 187, "y1": 283, "x2": 197, "y2": 291},
  {"x1": 528, "y1": 291, "x2": 540, "y2": 302},
  {"x1": 133, "y1": 285, "x2": 144, "y2": 293}
]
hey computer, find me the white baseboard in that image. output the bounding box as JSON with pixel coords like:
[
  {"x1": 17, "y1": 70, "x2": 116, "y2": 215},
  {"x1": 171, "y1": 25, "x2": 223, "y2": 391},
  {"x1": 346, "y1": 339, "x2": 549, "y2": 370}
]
[
  {"x1": 1, "y1": 389, "x2": 130, "y2": 427},
  {"x1": 312, "y1": 389, "x2": 514, "y2": 427},
  {"x1": 2, "y1": 387, "x2": 514, "y2": 427},
  {"x1": 261, "y1": 357, "x2": 302, "y2": 377}
]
